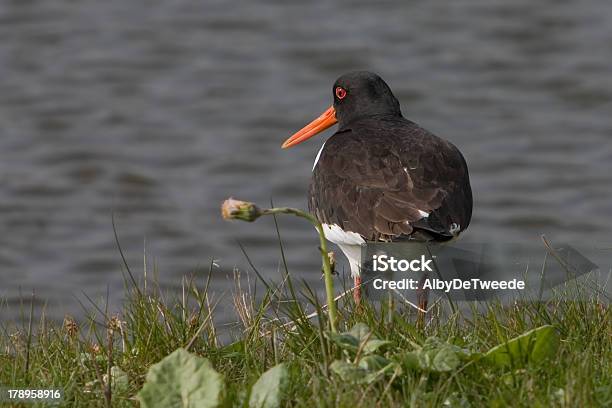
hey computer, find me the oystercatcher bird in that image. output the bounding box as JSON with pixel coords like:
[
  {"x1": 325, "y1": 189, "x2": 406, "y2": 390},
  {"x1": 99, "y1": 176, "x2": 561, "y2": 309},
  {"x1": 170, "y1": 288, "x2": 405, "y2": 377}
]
[{"x1": 282, "y1": 71, "x2": 472, "y2": 305}]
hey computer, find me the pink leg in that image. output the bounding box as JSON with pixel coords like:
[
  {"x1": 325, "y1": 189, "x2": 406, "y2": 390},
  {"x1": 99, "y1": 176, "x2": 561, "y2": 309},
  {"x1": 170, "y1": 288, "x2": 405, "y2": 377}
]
[{"x1": 353, "y1": 276, "x2": 362, "y2": 305}]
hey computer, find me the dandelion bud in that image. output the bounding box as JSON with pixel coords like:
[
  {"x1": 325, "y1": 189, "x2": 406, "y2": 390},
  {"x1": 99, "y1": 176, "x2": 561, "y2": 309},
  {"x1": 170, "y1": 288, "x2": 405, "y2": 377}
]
[{"x1": 221, "y1": 198, "x2": 262, "y2": 222}]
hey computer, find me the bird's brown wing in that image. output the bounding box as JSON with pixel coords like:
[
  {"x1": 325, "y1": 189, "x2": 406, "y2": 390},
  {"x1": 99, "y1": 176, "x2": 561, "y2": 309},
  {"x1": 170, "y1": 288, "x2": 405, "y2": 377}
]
[{"x1": 308, "y1": 118, "x2": 472, "y2": 242}]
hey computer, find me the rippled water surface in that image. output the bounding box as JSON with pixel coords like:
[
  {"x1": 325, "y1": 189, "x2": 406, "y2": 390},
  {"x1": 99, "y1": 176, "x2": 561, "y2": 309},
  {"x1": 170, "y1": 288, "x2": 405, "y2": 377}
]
[{"x1": 1, "y1": 0, "x2": 611, "y2": 321}]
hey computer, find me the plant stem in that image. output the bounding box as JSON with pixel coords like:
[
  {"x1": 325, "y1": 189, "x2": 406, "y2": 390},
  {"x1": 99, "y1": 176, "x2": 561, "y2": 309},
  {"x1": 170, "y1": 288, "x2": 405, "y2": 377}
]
[{"x1": 262, "y1": 207, "x2": 338, "y2": 333}]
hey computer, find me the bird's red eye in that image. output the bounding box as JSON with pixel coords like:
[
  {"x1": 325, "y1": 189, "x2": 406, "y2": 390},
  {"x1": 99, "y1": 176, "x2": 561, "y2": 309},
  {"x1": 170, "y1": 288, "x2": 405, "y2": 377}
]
[{"x1": 335, "y1": 87, "x2": 347, "y2": 100}]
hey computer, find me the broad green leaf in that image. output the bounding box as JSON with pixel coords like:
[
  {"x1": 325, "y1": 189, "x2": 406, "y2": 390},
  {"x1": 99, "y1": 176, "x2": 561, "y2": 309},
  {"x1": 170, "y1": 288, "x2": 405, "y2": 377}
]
[
  {"x1": 358, "y1": 355, "x2": 392, "y2": 371},
  {"x1": 327, "y1": 333, "x2": 360, "y2": 351},
  {"x1": 422, "y1": 336, "x2": 445, "y2": 351},
  {"x1": 137, "y1": 348, "x2": 224, "y2": 408},
  {"x1": 485, "y1": 325, "x2": 560, "y2": 368},
  {"x1": 328, "y1": 323, "x2": 391, "y2": 355},
  {"x1": 402, "y1": 341, "x2": 470, "y2": 372},
  {"x1": 363, "y1": 339, "x2": 391, "y2": 354},
  {"x1": 417, "y1": 349, "x2": 435, "y2": 370},
  {"x1": 530, "y1": 326, "x2": 560, "y2": 362},
  {"x1": 330, "y1": 360, "x2": 369, "y2": 383},
  {"x1": 402, "y1": 352, "x2": 420, "y2": 370},
  {"x1": 432, "y1": 346, "x2": 461, "y2": 372},
  {"x1": 422, "y1": 337, "x2": 473, "y2": 357},
  {"x1": 361, "y1": 356, "x2": 400, "y2": 384},
  {"x1": 348, "y1": 323, "x2": 371, "y2": 341},
  {"x1": 249, "y1": 363, "x2": 289, "y2": 408},
  {"x1": 330, "y1": 359, "x2": 395, "y2": 385}
]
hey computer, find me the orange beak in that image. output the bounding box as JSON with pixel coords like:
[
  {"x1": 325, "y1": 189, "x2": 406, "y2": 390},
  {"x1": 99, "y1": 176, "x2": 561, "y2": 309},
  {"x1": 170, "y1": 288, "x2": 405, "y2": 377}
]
[{"x1": 281, "y1": 106, "x2": 337, "y2": 149}]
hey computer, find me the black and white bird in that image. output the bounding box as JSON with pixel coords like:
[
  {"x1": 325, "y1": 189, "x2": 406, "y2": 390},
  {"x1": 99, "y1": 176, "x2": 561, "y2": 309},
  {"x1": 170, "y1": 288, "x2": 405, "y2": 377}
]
[{"x1": 282, "y1": 71, "x2": 472, "y2": 303}]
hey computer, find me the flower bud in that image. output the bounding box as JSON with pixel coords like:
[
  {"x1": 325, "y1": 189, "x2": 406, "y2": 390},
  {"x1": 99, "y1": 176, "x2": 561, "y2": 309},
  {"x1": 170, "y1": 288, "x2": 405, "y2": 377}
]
[{"x1": 221, "y1": 198, "x2": 263, "y2": 222}]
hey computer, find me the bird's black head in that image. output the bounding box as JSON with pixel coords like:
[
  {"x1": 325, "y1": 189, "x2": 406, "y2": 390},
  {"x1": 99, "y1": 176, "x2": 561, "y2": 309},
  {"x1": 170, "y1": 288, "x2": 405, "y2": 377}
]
[
  {"x1": 281, "y1": 71, "x2": 402, "y2": 149},
  {"x1": 332, "y1": 71, "x2": 402, "y2": 128}
]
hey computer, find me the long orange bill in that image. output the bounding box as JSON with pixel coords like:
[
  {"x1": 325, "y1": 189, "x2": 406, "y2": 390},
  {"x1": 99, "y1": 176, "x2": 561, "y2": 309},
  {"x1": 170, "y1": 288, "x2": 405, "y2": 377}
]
[{"x1": 281, "y1": 106, "x2": 337, "y2": 149}]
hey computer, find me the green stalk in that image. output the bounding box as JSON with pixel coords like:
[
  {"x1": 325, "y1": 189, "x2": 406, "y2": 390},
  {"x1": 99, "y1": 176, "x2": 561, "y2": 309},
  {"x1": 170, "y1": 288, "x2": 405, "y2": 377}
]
[
  {"x1": 221, "y1": 199, "x2": 339, "y2": 332},
  {"x1": 262, "y1": 208, "x2": 338, "y2": 333}
]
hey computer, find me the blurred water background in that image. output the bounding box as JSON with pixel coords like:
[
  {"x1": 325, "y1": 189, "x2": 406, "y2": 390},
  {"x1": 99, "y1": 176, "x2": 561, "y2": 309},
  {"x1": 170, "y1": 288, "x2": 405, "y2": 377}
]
[{"x1": 1, "y1": 0, "x2": 611, "y2": 322}]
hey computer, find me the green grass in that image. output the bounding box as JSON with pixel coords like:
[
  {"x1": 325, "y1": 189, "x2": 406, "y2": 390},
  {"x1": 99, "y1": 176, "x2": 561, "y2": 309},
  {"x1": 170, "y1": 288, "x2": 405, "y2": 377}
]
[{"x1": 1, "y1": 257, "x2": 610, "y2": 407}]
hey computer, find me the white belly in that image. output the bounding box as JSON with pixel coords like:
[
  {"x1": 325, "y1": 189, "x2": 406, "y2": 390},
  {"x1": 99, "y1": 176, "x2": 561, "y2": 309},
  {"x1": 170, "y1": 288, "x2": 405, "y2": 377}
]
[
  {"x1": 322, "y1": 223, "x2": 365, "y2": 246},
  {"x1": 321, "y1": 223, "x2": 365, "y2": 278}
]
